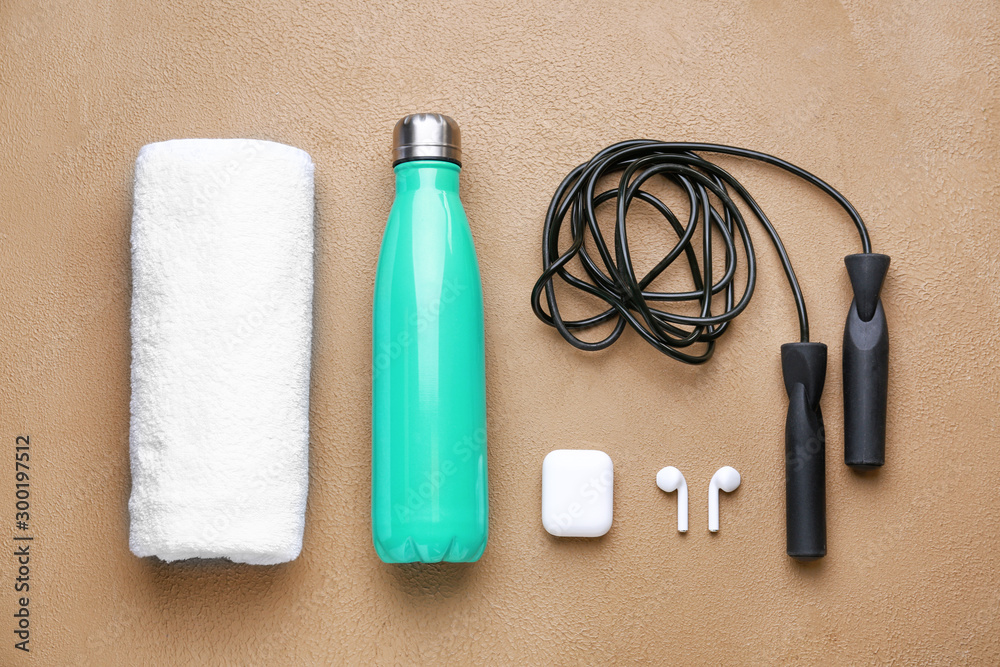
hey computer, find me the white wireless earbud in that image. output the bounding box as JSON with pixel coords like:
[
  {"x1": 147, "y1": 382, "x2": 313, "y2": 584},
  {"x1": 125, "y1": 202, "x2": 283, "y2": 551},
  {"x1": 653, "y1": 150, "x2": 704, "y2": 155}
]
[
  {"x1": 656, "y1": 466, "x2": 688, "y2": 532},
  {"x1": 708, "y1": 466, "x2": 741, "y2": 532}
]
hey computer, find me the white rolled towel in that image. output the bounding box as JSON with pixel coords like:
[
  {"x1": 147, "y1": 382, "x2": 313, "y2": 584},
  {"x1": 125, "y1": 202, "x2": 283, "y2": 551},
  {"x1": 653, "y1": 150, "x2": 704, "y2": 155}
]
[{"x1": 129, "y1": 139, "x2": 314, "y2": 565}]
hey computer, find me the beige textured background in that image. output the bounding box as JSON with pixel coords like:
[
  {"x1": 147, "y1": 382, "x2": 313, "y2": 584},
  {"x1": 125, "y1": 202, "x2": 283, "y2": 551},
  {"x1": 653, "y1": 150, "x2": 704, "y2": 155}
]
[{"x1": 1, "y1": 0, "x2": 998, "y2": 664}]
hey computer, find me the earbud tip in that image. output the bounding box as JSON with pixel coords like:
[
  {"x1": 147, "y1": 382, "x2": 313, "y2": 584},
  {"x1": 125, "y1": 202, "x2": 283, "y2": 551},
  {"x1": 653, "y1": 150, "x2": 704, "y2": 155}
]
[
  {"x1": 717, "y1": 466, "x2": 741, "y2": 492},
  {"x1": 656, "y1": 466, "x2": 682, "y2": 492}
]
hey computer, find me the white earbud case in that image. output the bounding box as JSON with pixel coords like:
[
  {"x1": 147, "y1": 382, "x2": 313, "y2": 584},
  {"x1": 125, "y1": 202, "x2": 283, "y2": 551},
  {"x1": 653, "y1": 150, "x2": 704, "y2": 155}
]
[{"x1": 541, "y1": 449, "x2": 614, "y2": 538}]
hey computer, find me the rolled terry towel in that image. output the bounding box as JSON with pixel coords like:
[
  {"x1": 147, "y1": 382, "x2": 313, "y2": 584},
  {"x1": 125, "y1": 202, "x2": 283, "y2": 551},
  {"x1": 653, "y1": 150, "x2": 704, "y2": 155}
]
[{"x1": 129, "y1": 139, "x2": 314, "y2": 565}]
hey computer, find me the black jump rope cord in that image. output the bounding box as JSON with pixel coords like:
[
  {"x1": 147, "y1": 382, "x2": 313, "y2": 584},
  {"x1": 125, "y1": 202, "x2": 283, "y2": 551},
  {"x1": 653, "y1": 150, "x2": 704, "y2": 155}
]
[
  {"x1": 530, "y1": 140, "x2": 873, "y2": 364},
  {"x1": 532, "y1": 140, "x2": 890, "y2": 560}
]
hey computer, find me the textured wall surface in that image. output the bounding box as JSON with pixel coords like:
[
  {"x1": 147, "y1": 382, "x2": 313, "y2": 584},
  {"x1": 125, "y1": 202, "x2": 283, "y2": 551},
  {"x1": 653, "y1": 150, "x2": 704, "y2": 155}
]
[{"x1": 1, "y1": 1, "x2": 998, "y2": 664}]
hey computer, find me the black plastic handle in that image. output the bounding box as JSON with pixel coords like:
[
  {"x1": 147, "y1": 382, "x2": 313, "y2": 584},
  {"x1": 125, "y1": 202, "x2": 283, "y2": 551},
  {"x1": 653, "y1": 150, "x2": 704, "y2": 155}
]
[
  {"x1": 843, "y1": 254, "x2": 890, "y2": 470},
  {"x1": 781, "y1": 342, "x2": 827, "y2": 561}
]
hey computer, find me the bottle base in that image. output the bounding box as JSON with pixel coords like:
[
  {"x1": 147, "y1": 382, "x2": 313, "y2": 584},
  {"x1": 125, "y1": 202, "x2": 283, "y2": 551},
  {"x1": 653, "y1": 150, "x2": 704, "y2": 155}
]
[{"x1": 374, "y1": 534, "x2": 487, "y2": 564}]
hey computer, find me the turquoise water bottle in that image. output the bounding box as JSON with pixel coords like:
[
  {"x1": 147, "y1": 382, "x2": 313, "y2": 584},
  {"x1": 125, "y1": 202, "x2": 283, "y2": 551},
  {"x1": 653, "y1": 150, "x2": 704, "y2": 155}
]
[{"x1": 372, "y1": 114, "x2": 488, "y2": 563}]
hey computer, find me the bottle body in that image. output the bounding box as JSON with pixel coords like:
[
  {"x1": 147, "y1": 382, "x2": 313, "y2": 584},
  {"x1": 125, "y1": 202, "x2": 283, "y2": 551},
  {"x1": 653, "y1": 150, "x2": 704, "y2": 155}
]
[{"x1": 372, "y1": 160, "x2": 488, "y2": 563}]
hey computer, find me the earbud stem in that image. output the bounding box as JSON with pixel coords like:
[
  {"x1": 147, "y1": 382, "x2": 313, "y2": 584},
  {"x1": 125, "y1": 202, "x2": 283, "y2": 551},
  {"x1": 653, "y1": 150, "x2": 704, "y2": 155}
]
[
  {"x1": 677, "y1": 485, "x2": 688, "y2": 533},
  {"x1": 708, "y1": 484, "x2": 720, "y2": 532},
  {"x1": 781, "y1": 342, "x2": 827, "y2": 561}
]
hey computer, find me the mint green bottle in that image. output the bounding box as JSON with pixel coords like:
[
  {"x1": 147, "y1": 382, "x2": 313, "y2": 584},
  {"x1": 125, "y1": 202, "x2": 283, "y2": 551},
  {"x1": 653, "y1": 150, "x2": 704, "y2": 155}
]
[{"x1": 372, "y1": 114, "x2": 488, "y2": 563}]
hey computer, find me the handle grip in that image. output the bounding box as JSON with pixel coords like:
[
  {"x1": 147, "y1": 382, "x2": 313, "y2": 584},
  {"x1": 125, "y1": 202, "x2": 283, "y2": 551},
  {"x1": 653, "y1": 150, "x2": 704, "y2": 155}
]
[
  {"x1": 781, "y1": 342, "x2": 827, "y2": 561},
  {"x1": 843, "y1": 253, "x2": 890, "y2": 470}
]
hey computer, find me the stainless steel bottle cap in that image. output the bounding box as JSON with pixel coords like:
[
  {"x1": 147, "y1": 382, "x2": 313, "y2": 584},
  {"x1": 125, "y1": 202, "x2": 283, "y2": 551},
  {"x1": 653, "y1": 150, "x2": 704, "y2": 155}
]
[{"x1": 392, "y1": 113, "x2": 461, "y2": 165}]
